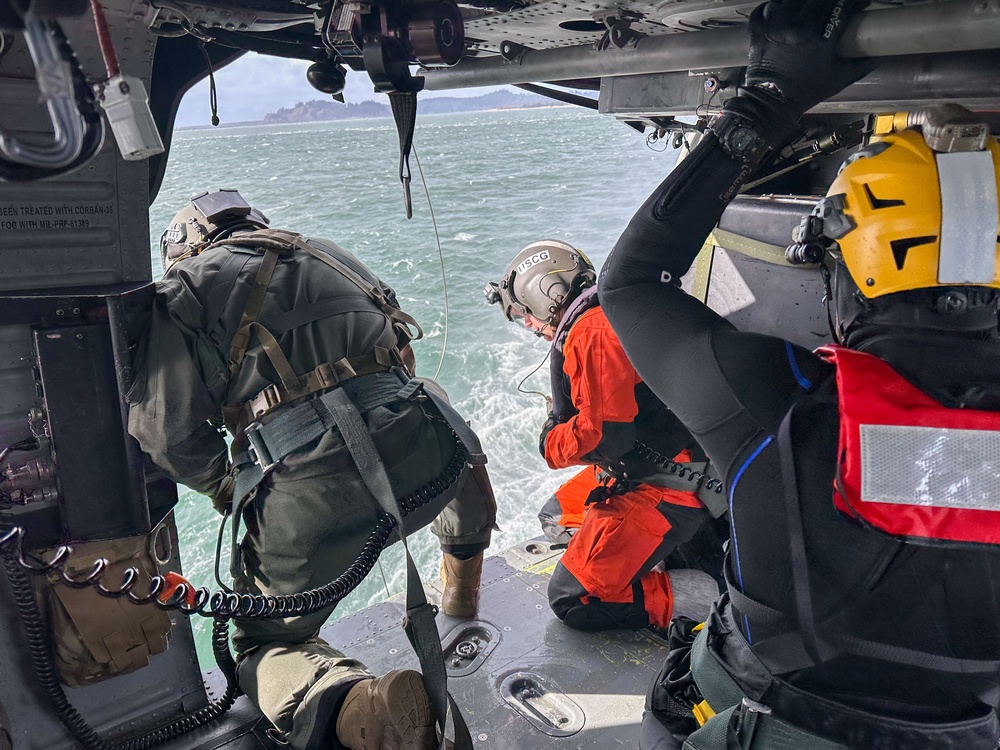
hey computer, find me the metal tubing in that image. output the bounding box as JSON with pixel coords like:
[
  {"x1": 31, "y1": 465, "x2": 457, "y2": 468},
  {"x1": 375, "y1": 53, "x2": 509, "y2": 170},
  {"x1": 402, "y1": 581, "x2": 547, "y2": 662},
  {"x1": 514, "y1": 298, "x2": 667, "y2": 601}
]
[{"x1": 422, "y1": 0, "x2": 1000, "y2": 90}]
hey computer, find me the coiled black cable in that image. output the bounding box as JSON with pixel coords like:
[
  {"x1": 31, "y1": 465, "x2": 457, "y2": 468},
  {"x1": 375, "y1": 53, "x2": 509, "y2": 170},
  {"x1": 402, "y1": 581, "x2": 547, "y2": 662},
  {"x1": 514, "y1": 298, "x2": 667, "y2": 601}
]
[
  {"x1": 0, "y1": 546, "x2": 238, "y2": 750},
  {"x1": 0, "y1": 434, "x2": 469, "y2": 748},
  {"x1": 633, "y1": 442, "x2": 725, "y2": 494}
]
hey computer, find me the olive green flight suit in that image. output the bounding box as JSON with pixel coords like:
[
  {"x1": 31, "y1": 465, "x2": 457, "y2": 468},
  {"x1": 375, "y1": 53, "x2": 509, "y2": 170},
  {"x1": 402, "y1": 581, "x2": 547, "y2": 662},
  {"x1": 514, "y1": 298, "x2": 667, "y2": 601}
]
[{"x1": 127, "y1": 234, "x2": 494, "y2": 750}]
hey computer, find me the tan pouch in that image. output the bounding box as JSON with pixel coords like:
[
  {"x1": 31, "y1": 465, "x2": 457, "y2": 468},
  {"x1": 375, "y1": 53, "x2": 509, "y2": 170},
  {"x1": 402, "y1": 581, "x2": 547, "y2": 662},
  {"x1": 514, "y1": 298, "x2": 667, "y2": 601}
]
[{"x1": 34, "y1": 534, "x2": 172, "y2": 688}]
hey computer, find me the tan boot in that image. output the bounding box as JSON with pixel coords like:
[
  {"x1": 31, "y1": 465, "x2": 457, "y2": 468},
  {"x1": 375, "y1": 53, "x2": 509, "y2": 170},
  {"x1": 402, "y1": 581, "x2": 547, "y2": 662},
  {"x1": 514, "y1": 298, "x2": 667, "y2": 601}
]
[
  {"x1": 335, "y1": 669, "x2": 436, "y2": 750},
  {"x1": 439, "y1": 552, "x2": 483, "y2": 618}
]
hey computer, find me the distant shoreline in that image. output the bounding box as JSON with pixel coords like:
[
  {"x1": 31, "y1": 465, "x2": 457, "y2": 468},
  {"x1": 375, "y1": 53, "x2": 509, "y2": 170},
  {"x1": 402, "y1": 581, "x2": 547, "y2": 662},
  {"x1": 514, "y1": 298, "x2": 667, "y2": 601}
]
[{"x1": 174, "y1": 102, "x2": 574, "y2": 132}]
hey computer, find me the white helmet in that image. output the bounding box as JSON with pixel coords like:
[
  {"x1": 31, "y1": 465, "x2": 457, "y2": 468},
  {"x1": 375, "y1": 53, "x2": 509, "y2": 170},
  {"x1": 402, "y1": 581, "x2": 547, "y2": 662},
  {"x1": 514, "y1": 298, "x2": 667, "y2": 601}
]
[{"x1": 485, "y1": 240, "x2": 596, "y2": 327}]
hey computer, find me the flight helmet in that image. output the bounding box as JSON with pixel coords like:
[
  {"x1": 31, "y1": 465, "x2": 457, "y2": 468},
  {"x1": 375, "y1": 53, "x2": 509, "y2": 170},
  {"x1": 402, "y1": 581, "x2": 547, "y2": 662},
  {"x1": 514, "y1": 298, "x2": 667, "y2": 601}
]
[
  {"x1": 785, "y1": 104, "x2": 1000, "y2": 340},
  {"x1": 484, "y1": 240, "x2": 596, "y2": 327},
  {"x1": 160, "y1": 188, "x2": 269, "y2": 273}
]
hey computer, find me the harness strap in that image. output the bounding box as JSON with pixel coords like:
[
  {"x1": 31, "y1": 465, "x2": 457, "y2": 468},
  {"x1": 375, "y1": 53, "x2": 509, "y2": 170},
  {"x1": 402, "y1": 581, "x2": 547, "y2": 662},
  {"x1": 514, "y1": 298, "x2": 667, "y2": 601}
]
[
  {"x1": 230, "y1": 372, "x2": 403, "y2": 501},
  {"x1": 709, "y1": 229, "x2": 810, "y2": 268},
  {"x1": 722, "y1": 553, "x2": 788, "y2": 629},
  {"x1": 319, "y1": 387, "x2": 472, "y2": 750},
  {"x1": 203, "y1": 249, "x2": 252, "y2": 337},
  {"x1": 295, "y1": 239, "x2": 424, "y2": 345},
  {"x1": 694, "y1": 600, "x2": 1000, "y2": 750},
  {"x1": 243, "y1": 354, "x2": 389, "y2": 425},
  {"x1": 263, "y1": 297, "x2": 386, "y2": 338},
  {"x1": 777, "y1": 404, "x2": 822, "y2": 665},
  {"x1": 228, "y1": 247, "x2": 280, "y2": 373},
  {"x1": 249, "y1": 322, "x2": 300, "y2": 393},
  {"x1": 388, "y1": 91, "x2": 417, "y2": 219}
]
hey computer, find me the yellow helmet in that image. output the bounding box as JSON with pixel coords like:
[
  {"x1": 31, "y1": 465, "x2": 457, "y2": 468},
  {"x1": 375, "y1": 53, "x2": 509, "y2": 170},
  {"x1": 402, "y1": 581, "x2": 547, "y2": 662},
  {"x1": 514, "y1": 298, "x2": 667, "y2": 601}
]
[{"x1": 823, "y1": 125, "x2": 1000, "y2": 299}]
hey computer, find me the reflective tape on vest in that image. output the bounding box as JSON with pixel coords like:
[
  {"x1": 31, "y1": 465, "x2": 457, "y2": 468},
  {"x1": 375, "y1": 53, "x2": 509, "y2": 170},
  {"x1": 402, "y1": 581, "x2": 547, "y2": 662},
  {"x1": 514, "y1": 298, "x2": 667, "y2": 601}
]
[
  {"x1": 819, "y1": 345, "x2": 1000, "y2": 544},
  {"x1": 860, "y1": 424, "x2": 1000, "y2": 511}
]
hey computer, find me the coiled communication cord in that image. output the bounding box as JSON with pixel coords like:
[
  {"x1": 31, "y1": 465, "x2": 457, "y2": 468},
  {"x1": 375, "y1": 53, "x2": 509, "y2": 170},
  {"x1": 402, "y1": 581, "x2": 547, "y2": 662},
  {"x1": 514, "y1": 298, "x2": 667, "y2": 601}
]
[
  {"x1": 0, "y1": 435, "x2": 468, "y2": 748},
  {"x1": 0, "y1": 545, "x2": 236, "y2": 750},
  {"x1": 633, "y1": 442, "x2": 725, "y2": 494}
]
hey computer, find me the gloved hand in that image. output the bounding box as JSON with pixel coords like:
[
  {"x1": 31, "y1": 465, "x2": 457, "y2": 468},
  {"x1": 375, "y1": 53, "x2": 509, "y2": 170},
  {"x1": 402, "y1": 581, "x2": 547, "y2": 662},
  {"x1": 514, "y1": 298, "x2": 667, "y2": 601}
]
[
  {"x1": 725, "y1": 0, "x2": 875, "y2": 147},
  {"x1": 538, "y1": 413, "x2": 558, "y2": 458}
]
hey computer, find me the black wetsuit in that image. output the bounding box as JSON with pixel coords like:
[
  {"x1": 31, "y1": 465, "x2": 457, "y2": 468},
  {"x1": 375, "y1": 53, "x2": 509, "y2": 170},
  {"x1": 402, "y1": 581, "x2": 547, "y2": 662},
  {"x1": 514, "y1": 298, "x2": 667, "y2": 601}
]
[{"x1": 600, "y1": 134, "x2": 1000, "y2": 742}]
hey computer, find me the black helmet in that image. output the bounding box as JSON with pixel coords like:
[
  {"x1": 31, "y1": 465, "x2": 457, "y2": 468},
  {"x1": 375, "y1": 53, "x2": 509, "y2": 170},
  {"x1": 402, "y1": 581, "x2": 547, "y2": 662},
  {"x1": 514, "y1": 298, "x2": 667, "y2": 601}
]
[
  {"x1": 485, "y1": 240, "x2": 596, "y2": 327},
  {"x1": 160, "y1": 188, "x2": 269, "y2": 273}
]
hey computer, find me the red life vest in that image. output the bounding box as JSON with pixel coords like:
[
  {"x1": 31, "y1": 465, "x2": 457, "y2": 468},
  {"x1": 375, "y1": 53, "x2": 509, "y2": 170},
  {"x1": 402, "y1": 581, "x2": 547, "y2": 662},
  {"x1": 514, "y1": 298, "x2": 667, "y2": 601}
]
[{"x1": 819, "y1": 345, "x2": 1000, "y2": 544}]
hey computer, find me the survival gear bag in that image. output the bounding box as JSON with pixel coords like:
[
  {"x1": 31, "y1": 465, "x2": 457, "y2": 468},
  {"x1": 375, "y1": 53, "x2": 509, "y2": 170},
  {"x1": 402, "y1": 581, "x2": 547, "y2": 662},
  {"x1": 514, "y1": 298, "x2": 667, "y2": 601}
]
[{"x1": 33, "y1": 533, "x2": 172, "y2": 687}]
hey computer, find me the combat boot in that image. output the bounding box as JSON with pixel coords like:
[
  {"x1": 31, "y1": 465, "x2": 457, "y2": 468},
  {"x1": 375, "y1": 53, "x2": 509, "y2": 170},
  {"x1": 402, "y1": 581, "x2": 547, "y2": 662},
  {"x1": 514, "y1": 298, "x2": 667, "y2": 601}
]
[
  {"x1": 335, "y1": 669, "x2": 436, "y2": 750},
  {"x1": 439, "y1": 551, "x2": 483, "y2": 617}
]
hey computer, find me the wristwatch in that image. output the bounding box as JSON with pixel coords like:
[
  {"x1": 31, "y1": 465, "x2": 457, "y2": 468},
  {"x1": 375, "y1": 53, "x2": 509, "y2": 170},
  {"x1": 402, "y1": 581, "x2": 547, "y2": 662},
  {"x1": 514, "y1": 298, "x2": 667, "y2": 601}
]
[{"x1": 709, "y1": 113, "x2": 767, "y2": 163}]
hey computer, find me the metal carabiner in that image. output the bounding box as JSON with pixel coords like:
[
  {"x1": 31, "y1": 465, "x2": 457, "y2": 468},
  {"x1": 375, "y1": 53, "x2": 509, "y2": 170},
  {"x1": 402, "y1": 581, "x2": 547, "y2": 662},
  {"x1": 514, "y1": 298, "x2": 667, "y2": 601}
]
[{"x1": 0, "y1": 12, "x2": 86, "y2": 169}]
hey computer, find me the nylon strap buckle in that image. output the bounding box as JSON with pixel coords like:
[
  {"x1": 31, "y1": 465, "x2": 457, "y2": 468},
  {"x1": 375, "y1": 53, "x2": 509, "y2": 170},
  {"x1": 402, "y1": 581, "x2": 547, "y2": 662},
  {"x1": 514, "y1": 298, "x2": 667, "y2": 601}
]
[
  {"x1": 244, "y1": 422, "x2": 279, "y2": 474},
  {"x1": 247, "y1": 384, "x2": 284, "y2": 422},
  {"x1": 315, "y1": 362, "x2": 340, "y2": 388},
  {"x1": 396, "y1": 380, "x2": 426, "y2": 402}
]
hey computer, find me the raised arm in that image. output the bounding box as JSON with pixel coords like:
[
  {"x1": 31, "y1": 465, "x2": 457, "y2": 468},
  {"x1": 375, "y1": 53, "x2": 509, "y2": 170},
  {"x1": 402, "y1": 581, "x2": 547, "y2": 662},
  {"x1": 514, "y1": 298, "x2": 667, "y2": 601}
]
[{"x1": 601, "y1": 0, "x2": 872, "y2": 467}]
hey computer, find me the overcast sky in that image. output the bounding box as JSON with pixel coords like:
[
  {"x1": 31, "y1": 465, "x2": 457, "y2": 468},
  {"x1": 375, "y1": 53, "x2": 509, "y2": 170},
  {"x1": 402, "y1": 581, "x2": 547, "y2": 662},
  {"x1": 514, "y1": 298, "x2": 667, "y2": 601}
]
[{"x1": 175, "y1": 53, "x2": 509, "y2": 128}]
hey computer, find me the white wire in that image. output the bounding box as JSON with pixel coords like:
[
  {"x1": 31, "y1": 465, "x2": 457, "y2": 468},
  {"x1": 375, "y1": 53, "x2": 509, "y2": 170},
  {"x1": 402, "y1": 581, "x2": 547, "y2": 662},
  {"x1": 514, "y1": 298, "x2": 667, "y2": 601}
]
[{"x1": 411, "y1": 145, "x2": 449, "y2": 381}]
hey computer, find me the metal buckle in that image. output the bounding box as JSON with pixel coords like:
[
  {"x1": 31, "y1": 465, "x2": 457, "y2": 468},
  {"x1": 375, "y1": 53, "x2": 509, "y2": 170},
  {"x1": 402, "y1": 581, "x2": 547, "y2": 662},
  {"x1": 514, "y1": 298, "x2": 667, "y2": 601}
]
[
  {"x1": 741, "y1": 696, "x2": 772, "y2": 715},
  {"x1": 244, "y1": 422, "x2": 278, "y2": 474}
]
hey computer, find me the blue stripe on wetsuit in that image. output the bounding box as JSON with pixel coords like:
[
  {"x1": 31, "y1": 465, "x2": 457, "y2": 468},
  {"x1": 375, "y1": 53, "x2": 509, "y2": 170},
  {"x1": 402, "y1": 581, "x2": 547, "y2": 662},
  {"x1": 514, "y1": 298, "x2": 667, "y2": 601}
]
[
  {"x1": 785, "y1": 340, "x2": 812, "y2": 390},
  {"x1": 728, "y1": 435, "x2": 773, "y2": 643}
]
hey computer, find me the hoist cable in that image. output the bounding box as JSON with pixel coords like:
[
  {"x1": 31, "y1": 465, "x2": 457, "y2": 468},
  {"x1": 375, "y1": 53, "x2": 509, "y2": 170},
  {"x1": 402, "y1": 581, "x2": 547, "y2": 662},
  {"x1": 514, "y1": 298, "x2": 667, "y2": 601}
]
[{"x1": 411, "y1": 145, "x2": 449, "y2": 381}]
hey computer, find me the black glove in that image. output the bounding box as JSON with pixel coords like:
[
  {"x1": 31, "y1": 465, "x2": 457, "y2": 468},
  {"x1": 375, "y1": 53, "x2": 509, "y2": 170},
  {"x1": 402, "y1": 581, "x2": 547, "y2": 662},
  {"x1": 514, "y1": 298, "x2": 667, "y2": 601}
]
[
  {"x1": 724, "y1": 0, "x2": 875, "y2": 147},
  {"x1": 538, "y1": 413, "x2": 558, "y2": 459}
]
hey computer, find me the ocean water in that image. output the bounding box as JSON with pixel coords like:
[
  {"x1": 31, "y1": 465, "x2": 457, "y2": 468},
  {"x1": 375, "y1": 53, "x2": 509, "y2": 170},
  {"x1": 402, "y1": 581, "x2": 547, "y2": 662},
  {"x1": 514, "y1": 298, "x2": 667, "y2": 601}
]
[{"x1": 149, "y1": 106, "x2": 680, "y2": 666}]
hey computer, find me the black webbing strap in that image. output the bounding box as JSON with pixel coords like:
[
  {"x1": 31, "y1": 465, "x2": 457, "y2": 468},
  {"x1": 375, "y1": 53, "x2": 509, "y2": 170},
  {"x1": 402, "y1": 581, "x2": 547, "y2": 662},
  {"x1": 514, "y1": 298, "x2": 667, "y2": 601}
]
[
  {"x1": 761, "y1": 406, "x2": 1000, "y2": 677},
  {"x1": 388, "y1": 91, "x2": 417, "y2": 219},
  {"x1": 319, "y1": 387, "x2": 472, "y2": 750},
  {"x1": 228, "y1": 248, "x2": 280, "y2": 373},
  {"x1": 777, "y1": 404, "x2": 822, "y2": 665},
  {"x1": 249, "y1": 322, "x2": 300, "y2": 393},
  {"x1": 294, "y1": 239, "x2": 423, "y2": 343},
  {"x1": 202, "y1": 249, "x2": 252, "y2": 338},
  {"x1": 262, "y1": 297, "x2": 382, "y2": 338},
  {"x1": 723, "y1": 552, "x2": 788, "y2": 629}
]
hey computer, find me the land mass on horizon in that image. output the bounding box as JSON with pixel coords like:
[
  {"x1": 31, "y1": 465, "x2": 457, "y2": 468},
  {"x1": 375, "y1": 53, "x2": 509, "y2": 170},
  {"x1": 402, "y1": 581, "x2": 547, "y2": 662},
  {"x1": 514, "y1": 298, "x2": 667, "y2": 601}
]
[{"x1": 262, "y1": 90, "x2": 556, "y2": 124}]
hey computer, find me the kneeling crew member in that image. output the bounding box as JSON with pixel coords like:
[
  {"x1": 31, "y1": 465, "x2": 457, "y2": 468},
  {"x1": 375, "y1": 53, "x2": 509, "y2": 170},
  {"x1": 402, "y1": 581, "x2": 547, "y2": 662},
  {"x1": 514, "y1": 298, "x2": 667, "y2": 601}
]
[
  {"x1": 129, "y1": 189, "x2": 496, "y2": 750},
  {"x1": 602, "y1": 2, "x2": 1000, "y2": 748},
  {"x1": 487, "y1": 240, "x2": 724, "y2": 632}
]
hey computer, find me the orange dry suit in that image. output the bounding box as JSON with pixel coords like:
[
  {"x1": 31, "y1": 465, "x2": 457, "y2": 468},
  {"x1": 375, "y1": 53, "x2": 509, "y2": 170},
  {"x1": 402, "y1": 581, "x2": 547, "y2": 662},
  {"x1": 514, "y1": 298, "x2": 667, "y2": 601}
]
[{"x1": 540, "y1": 286, "x2": 721, "y2": 631}]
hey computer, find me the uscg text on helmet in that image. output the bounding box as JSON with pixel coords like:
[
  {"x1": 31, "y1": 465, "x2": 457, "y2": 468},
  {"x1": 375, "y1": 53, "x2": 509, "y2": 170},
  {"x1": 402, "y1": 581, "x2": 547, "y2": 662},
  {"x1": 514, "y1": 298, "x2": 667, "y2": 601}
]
[{"x1": 516, "y1": 250, "x2": 550, "y2": 274}]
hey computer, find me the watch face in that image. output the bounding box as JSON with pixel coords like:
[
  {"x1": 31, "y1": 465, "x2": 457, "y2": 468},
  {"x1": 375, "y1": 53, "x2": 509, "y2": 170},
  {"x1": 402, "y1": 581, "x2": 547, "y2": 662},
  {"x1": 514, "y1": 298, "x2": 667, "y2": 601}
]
[{"x1": 730, "y1": 127, "x2": 757, "y2": 153}]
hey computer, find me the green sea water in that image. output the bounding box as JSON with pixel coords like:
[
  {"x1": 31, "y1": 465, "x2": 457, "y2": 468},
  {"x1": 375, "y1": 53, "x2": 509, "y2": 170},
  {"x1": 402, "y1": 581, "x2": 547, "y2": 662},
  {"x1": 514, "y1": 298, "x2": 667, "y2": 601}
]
[{"x1": 148, "y1": 106, "x2": 680, "y2": 666}]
